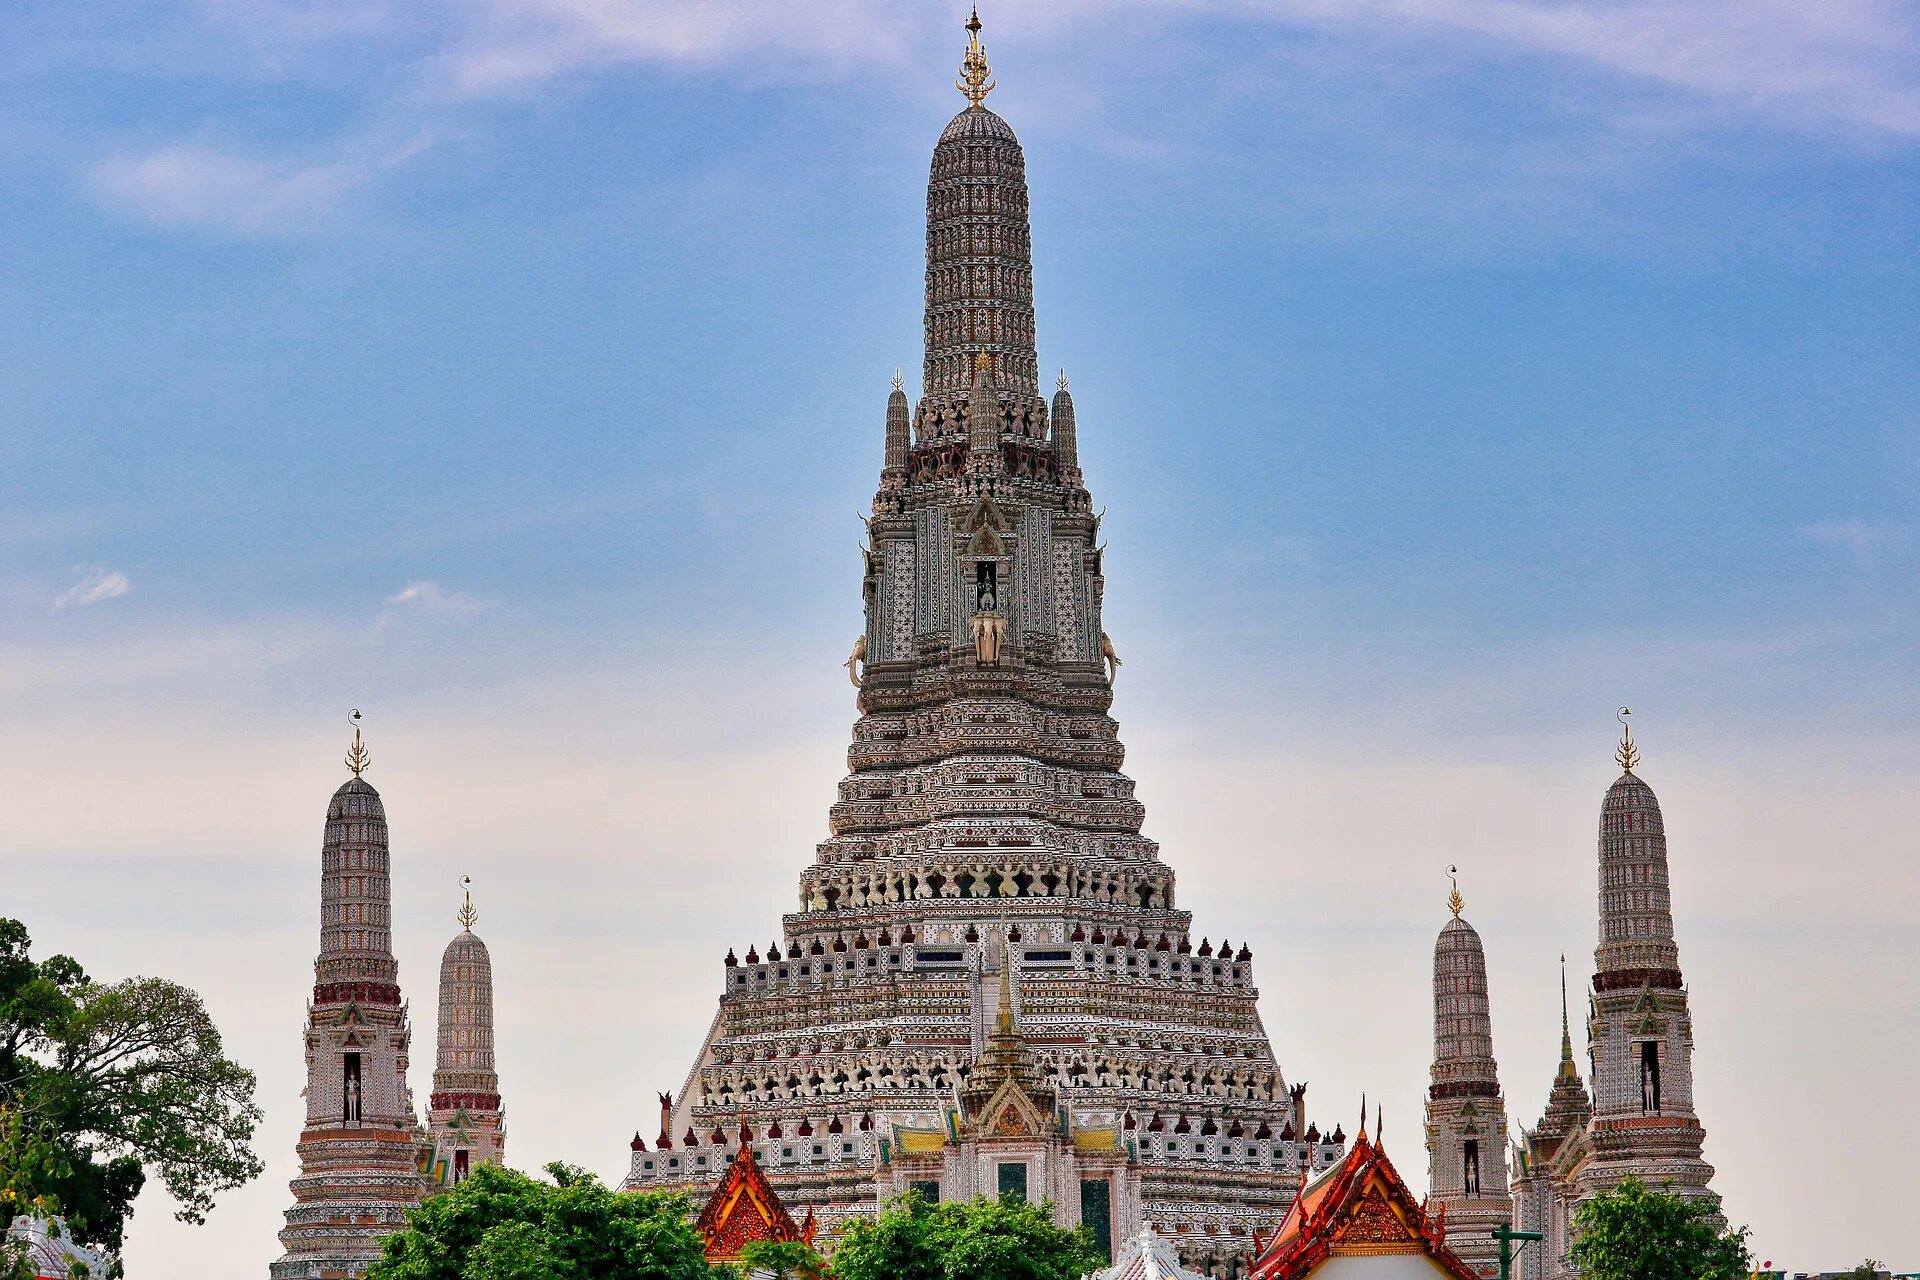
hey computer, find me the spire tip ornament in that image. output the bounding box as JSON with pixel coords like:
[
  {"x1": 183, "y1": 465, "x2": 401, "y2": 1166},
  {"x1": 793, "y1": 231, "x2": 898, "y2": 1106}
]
[
  {"x1": 957, "y1": 6, "x2": 995, "y2": 107},
  {"x1": 1447, "y1": 865, "x2": 1464, "y2": 919},
  {"x1": 344, "y1": 708, "x2": 371, "y2": 778},
  {"x1": 892, "y1": 367, "x2": 904, "y2": 393},
  {"x1": 1615, "y1": 706, "x2": 1640, "y2": 772},
  {"x1": 458, "y1": 875, "x2": 477, "y2": 933}
]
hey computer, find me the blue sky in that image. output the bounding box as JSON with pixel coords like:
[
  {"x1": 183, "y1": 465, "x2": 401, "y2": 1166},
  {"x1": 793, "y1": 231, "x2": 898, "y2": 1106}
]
[{"x1": 4, "y1": 1, "x2": 1918, "y2": 1272}]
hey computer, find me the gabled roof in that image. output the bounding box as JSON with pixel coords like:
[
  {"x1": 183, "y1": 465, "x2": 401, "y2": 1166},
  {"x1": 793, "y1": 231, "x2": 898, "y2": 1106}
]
[
  {"x1": 694, "y1": 1144, "x2": 816, "y2": 1262},
  {"x1": 1252, "y1": 1121, "x2": 1478, "y2": 1280},
  {"x1": 1094, "y1": 1225, "x2": 1212, "y2": 1280}
]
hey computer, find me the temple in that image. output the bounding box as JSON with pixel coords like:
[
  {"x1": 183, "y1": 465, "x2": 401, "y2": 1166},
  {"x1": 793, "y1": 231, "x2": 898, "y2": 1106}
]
[
  {"x1": 620, "y1": 12, "x2": 1340, "y2": 1272},
  {"x1": 271, "y1": 719, "x2": 428, "y2": 1278},
  {"x1": 1251, "y1": 1108, "x2": 1478, "y2": 1280},
  {"x1": 692, "y1": 1135, "x2": 818, "y2": 1266}
]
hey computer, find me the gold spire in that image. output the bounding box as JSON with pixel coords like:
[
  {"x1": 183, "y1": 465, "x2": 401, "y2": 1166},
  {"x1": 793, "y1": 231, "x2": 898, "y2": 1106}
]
[
  {"x1": 458, "y1": 875, "x2": 478, "y2": 933},
  {"x1": 344, "y1": 708, "x2": 371, "y2": 778},
  {"x1": 1615, "y1": 706, "x2": 1639, "y2": 772},
  {"x1": 957, "y1": 6, "x2": 995, "y2": 107},
  {"x1": 1447, "y1": 864, "x2": 1464, "y2": 919}
]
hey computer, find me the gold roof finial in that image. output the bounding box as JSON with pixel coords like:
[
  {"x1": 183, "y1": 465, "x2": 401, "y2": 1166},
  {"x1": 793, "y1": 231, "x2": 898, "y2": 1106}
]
[
  {"x1": 1447, "y1": 865, "x2": 1464, "y2": 919},
  {"x1": 458, "y1": 875, "x2": 478, "y2": 933},
  {"x1": 957, "y1": 6, "x2": 995, "y2": 107},
  {"x1": 345, "y1": 708, "x2": 371, "y2": 778},
  {"x1": 1615, "y1": 706, "x2": 1639, "y2": 773}
]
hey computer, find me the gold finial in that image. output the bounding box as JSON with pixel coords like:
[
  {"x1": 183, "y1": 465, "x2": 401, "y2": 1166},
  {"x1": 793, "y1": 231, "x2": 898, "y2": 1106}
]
[
  {"x1": 1615, "y1": 706, "x2": 1639, "y2": 772},
  {"x1": 458, "y1": 875, "x2": 477, "y2": 933},
  {"x1": 957, "y1": 6, "x2": 995, "y2": 107},
  {"x1": 975, "y1": 350, "x2": 993, "y2": 373},
  {"x1": 1447, "y1": 865, "x2": 1464, "y2": 919},
  {"x1": 345, "y1": 708, "x2": 371, "y2": 778}
]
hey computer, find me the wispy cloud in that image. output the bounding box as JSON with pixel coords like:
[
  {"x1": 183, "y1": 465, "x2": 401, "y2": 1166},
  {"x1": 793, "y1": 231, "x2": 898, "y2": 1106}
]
[
  {"x1": 406, "y1": 0, "x2": 1920, "y2": 135},
  {"x1": 52, "y1": 567, "x2": 131, "y2": 611},
  {"x1": 381, "y1": 580, "x2": 495, "y2": 622},
  {"x1": 1269, "y1": 0, "x2": 1920, "y2": 136},
  {"x1": 90, "y1": 134, "x2": 433, "y2": 236},
  {"x1": 1803, "y1": 517, "x2": 1899, "y2": 557}
]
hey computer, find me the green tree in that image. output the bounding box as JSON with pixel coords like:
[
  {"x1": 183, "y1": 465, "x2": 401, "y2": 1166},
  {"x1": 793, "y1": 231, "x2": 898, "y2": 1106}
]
[
  {"x1": 833, "y1": 1192, "x2": 1106, "y2": 1280},
  {"x1": 0, "y1": 919, "x2": 261, "y2": 1250},
  {"x1": 1840, "y1": 1263, "x2": 1884, "y2": 1279},
  {"x1": 369, "y1": 1162, "x2": 715, "y2": 1280},
  {"x1": 1568, "y1": 1177, "x2": 1749, "y2": 1280},
  {"x1": 739, "y1": 1239, "x2": 827, "y2": 1280}
]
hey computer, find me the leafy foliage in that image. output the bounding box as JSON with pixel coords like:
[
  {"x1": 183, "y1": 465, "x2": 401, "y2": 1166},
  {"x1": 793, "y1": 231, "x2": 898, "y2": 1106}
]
[
  {"x1": 0, "y1": 919, "x2": 261, "y2": 1249},
  {"x1": 1839, "y1": 1264, "x2": 1884, "y2": 1279},
  {"x1": 368, "y1": 1162, "x2": 716, "y2": 1280},
  {"x1": 1567, "y1": 1177, "x2": 1749, "y2": 1280},
  {"x1": 832, "y1": 1192, "x2": 1106, "y2": 1280},
  {"x1": 739, "y1": 1239, "x2": 827, "y2": 1280}
]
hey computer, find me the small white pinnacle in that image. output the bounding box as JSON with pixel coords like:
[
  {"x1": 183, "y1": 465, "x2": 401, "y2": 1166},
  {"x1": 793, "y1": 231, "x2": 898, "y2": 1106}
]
[{"x1": 1057, "y1": 369, "x2": 1070, "y2": 393}]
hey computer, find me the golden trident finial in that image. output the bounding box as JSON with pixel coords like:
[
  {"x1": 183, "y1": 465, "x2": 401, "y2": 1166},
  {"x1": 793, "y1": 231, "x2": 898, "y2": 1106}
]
[
  {"x1": 1615, "y1": 706, "x2": 1639, "y2": 773},
  {"x1": 457, "y1": 876, "x2": 478, "y2": 933},
  {"x1": 957, "y1": 6, "x2": 995, "y2": 106},
  {"x1": 345, "y1": 708, "x2": 371, "y2": 778},
  {"x1": 1447, "y1": 865, "x2": 1464, "y2": 919}
]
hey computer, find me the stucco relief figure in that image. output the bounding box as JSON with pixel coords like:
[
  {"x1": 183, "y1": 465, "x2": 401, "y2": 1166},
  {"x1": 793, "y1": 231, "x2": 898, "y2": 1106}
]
[
  {"x1": 1100, "y1": 632, "x2": 1121, "y2": 683},
  {"x1": 845, "y1": 634, "x2": 867, "y2": 687},
  {"x1": 971, "y1": 612, "x2": 1007, "y2": 665}
]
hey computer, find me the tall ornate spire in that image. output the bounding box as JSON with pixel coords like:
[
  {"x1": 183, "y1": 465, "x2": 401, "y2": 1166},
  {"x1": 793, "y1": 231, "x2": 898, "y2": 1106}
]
[
  {"x1": 1594, "y1": 718, "x2": 1678, "y2": 979},
  {"x1": 882, "y1": 371, "x2": 911, "y2": 486},
  {"x1": 1578, "y1": 732, "x2": 1716, "y2": 1213},
  {"x1": 1425, "y1": 890, "x2": 1510, "y2": 1274},
  {"x1": 428, "y1": 877, "x2": 506, "y2": 1186},
  {"x1": 1052, "y1": 369, "x2": 1080, "y2": 480},
  {"x1": 273, "y1": 724, "x2": 424, "y2": 1277},
  {"x1": 923, "y1": 25, "x2": 1037, "y2": 399}
]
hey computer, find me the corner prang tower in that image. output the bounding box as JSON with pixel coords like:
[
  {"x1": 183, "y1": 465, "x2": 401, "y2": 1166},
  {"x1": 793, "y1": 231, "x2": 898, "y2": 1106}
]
[
  {"x1": 624, "y1": 15, "x2": 1332, "y2": 1273},
  {"x1": 1424, "y1": 877, "x2": 1511, "y2": 1278},
  {"x1": 271, "y1": 722, "x2": 426, "y2": 1279},
  {"x1": 426, "y1": 881, "x2": 506, "y2": 1185},
  {"x1": 1574, "y1": 721, "x2": 1715, "y2": 1208}
]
